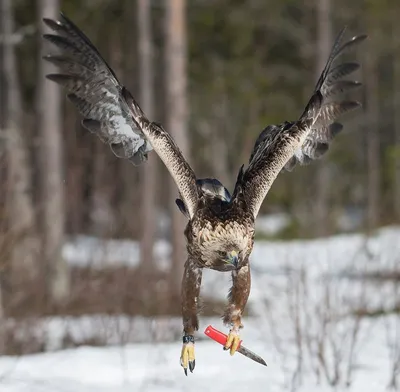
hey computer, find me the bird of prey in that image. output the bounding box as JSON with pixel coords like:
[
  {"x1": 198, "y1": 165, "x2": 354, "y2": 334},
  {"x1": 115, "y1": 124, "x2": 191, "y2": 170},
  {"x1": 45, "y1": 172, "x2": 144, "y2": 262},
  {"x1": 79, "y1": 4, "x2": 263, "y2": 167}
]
[{"x1": 42, "y1": 14, "x2": 365, "y2": 375}]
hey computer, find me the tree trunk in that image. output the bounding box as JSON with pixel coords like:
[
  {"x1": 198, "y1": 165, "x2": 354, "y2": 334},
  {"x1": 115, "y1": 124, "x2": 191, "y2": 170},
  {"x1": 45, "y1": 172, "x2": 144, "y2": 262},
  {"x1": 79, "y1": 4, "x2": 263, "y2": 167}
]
[
  {"x1": 0, "y1": 0, "x2": 6, "y2": 349},
  {"x1": 364, "y1": 42, "x2": 380, "y2": 231},
  {"x1": 165, "y1": 0, "x2": 188, "y2": 300},
  {"x1": 37, "y1": 0, "x2": 70, "y2": 306},
  {"x1": 138, "y1": 0, "x2": 157, "y2": 272},
  {"x1": 0, "y1": 4, "x2": 4, "y2": 134},
  {"x1": 1, "y1": 0, "x2": 38, "y2": 301},
  {"x1": 64, "y1": 105, "x2": 84, "y2": 235},
  {"x1": 393, "y1": 25, "x2": 400, "y2": 222},
  {"x1": 212, "y1": 85, "x2": 230, "y2": 188},
  {"x1": 314, "y1": 0, "x2": 331, "y2": 236},
  {"x1": 89, "y1": 140, "x2": 116, "y2": 237}
]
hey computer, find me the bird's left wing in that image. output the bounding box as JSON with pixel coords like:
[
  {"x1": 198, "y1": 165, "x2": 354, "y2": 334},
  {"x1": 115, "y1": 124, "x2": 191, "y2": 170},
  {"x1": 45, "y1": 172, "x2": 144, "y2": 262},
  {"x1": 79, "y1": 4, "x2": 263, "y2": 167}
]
[
  {"x1": 42, "y1": 13, "x2": 199, "y2": 218},
  {"x1": 234, "y1": 28, "x2": 366, "y2": 219}
]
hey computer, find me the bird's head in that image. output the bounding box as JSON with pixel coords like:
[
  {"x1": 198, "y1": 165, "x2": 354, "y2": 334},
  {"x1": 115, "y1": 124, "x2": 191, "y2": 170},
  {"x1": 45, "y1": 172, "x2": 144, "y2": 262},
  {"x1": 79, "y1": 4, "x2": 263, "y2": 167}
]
[{"x1": 219, "y1": 249, "x2": 239, "y2": 269}]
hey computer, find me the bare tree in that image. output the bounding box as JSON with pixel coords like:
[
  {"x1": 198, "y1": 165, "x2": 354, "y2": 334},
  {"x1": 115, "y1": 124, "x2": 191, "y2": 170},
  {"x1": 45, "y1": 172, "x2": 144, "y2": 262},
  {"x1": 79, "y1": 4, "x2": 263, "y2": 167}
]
[
  {"x1": 393, "y1": 21, "x2": 400, "y2": 223},
  {"x1": 364, "y1": 37, "x2": 380, "y2": 230},
  {"x1": 138, "y1": 0, "x2": 157, "y2": 273},
  {"x1": 0, "y1": 0, "x2": 5, "y2": 349},
  {"x1": 0, "y1": 4, "x2": 4, "y2": 135},
  {"x1": 37, "y1": 0, "x2": 70, "y2": 305},
  {"x1": 314, "y1": 0, "x2": 331, "y2": 237},
  {"x1": 165, "y1": 0, "x2": 188, "y2": 299},
  {"x1": 1, "y1": 0, "x2": 38, "y2": 293}
]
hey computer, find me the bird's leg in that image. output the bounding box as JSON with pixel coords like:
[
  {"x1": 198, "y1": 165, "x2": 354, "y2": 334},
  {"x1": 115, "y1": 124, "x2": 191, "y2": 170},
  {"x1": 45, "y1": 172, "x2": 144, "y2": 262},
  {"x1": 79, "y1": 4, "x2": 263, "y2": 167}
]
[
  {"x1": 180, "y1": 258, "x2": 202, "y2": 375},
  {"x1": 223, "y1": 264, "x2": 251, "y2": 355}
]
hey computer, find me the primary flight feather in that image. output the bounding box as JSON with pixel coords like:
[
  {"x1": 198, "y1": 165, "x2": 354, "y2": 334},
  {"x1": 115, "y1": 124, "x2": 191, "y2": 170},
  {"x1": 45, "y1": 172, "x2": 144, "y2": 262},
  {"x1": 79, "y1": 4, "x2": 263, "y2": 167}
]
[{"x1": 42, "y1": 14, "x2": 366, "y2": 375}]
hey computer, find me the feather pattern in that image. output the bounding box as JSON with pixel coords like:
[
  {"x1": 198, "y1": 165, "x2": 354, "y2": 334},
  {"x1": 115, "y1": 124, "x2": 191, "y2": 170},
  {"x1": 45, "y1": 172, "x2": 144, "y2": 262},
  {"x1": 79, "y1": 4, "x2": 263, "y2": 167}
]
[
  {"x1": 43, "y1": 14, "x2": 151, "y2": 165},
  {"x1": 43, "y1": 13, "x2": 199, "y2": 218},
  {"x1": 196, "y1": 178, "x2": 231, "y2": 202},
  {"x1": 235, "y1": 28, "x2": 366, "y2": 218},
  {"x1": 121, "y1": 89, "x2": 199, "y2": 218},
  {"x1": 175, "y1": 178, "x2": 231, "y2": 218}
]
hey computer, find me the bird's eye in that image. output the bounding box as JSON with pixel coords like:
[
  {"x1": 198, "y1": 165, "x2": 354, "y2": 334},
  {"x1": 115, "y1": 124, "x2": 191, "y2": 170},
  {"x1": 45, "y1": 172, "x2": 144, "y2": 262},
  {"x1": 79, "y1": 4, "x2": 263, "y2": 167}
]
[{"x1": 217, "y1": 250, "x2": 226, "y2": 257}]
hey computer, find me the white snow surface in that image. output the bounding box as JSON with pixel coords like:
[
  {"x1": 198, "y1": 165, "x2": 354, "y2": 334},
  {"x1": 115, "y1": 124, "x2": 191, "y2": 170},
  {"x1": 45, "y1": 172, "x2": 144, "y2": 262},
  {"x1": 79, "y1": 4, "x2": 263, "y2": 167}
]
[
  {"x1": 1, "y1": 226, "x2": 399, "y2": 391},
  {"x1": 0, "y1": 316, "x2": 396, "y2": 392}
]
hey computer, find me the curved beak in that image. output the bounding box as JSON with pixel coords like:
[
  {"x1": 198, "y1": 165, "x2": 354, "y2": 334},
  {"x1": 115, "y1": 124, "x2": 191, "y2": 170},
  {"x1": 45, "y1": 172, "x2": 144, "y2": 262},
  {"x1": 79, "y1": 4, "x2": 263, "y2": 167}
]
[{"x1": 227, "y1": 250, "x2": 239, "y2": 268}]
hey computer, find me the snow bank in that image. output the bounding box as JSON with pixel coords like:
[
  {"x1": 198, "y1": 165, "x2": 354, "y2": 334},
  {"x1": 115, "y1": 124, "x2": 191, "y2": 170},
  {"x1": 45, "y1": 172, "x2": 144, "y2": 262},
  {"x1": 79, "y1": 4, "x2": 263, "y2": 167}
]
[{"x1": 0, "y1": 316, "x2": 396, "y2": 392}]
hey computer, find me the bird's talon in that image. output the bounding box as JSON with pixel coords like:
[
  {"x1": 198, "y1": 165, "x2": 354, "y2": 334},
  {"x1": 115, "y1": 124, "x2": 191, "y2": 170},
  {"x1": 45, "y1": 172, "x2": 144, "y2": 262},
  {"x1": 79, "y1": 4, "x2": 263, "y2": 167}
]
[
  {"x1": 180, "y1": 336, "x2": 195, "y2": 375},
  {"x1": 224, "y1": 328, "x2": 241, "y2": 356}
]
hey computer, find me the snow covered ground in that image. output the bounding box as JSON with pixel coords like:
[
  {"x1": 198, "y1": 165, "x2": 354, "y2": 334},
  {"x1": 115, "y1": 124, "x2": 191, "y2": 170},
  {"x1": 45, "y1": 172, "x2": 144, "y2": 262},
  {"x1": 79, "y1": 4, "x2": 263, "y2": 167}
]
[
  {"x1": 0, "y1": 338, "x2": 295, "y2": 392},
  {"x1": 0, "y1": 316, "x2": 397, "y2": 392},
  {"x1": 0, "y1": 226, "x2": 399, "y2": 391}
]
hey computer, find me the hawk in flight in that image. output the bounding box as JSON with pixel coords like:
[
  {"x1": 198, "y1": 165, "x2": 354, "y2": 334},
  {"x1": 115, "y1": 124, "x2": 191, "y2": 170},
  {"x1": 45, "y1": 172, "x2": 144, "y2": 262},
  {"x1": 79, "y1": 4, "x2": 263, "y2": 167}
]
[{"x1": 42, "y1": 14, "x2": 365, "y2": 375}]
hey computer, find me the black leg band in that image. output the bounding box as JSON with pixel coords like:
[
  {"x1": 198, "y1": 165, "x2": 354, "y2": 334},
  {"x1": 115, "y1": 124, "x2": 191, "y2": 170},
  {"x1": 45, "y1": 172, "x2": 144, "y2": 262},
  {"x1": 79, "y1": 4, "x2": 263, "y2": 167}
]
[{"x1": 183, "y1": 334, "x2": 195, "y2": 344}]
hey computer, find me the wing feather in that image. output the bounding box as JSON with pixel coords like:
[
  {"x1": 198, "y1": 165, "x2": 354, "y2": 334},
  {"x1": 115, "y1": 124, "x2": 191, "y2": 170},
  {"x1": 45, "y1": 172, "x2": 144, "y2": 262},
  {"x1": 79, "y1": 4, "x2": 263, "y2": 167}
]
[
  {"x1": 121, "y1": 88, "x2": 198, "y2": 218},
  {"x1": 43, "y1": 13, "x2": 199, "y2": 218},
  {"x1": 326, "y1": 62, "x2": 360, "y2": 83},
  {"x1": 43, "y1": 14, "x2": 150, "y2": 164},
  {"x1": 235, "y1": 28, "x2": 366, "y2": 218},
  {"x1": 322, "y1": 80, "x2": 361, "y2": 98}
]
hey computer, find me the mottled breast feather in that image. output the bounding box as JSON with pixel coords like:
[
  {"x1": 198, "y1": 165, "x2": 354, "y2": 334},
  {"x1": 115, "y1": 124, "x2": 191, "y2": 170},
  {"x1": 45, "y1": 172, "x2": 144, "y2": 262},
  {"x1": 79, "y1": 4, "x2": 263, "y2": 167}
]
[{"x1": 187, "y1": 204, "x2": 255, "y2": 270}]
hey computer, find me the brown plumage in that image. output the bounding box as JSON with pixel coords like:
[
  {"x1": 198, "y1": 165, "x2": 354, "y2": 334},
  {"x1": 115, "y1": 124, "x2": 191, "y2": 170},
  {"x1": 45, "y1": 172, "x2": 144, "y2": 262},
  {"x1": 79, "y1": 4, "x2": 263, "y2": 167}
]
[{"x1": 42, "y1": 14, "x2": 366, "y2": 375}]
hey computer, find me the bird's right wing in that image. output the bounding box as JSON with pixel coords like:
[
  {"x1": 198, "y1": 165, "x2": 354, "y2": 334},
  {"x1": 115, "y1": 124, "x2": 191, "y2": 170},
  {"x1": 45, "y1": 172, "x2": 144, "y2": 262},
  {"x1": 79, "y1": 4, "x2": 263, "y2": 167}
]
[
  {"x1": 282, "y1": 32, "x2": 367, "y2": 172},
  {"x1": 234, "y1": 28, "x2": 366, "y2": 219},
  {"x1": 43, "y1": 13, "x2": 199, "y2": 218}
]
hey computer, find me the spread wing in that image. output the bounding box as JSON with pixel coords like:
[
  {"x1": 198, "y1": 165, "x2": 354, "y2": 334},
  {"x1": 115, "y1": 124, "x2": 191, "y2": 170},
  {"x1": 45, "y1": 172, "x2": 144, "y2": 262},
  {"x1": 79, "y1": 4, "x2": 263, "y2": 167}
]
[
  {"x1": 234, "y1": 28, "x2": 366, "y2": 219},
  {"x1": 42, "y1": 13, "x2": 199, "y2": 218}
]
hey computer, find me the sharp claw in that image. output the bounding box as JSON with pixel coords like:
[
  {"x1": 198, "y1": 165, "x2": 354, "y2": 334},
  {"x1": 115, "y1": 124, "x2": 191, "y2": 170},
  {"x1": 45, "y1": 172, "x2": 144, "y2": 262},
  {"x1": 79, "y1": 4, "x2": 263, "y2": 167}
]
[
  {"x1": 230, "y1": 336, "x2": 240, "y2": 356},
  {"x1": 224, "y1": 328, "x2": 241, "y2": 356},
  {"x1": 180, "y1": 340, "x2": 195, "y2": 375},
  {"x1": 224, "y1": 334, "x2": 233, "y2": 350}
]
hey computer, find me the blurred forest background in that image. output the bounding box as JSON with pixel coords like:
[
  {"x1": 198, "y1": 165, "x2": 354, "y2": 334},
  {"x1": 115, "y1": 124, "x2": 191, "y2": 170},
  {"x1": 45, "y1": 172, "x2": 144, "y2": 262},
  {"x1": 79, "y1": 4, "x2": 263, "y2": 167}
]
[{"x1": 0, "y1": 0, "x2": 399, "y2": 351}]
